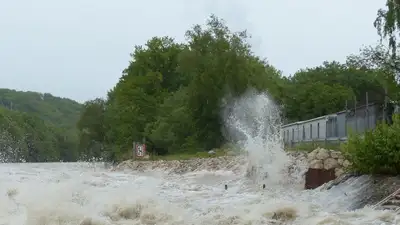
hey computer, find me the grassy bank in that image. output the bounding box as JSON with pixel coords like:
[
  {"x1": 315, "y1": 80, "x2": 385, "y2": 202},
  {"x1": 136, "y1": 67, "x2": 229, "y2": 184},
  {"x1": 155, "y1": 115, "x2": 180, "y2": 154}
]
[
  {"x1": 131, "y1": 148, "x2": 230, "y2": 161},
  {"x1": 285, "y1": 141, "x2": 343, "y2": 152},
  {"x1": 151, "y1": 150, "x2": 228, "y2": 160},
  {"x1": 125, "y1": 141, "x2": 341, "y2": 162}
]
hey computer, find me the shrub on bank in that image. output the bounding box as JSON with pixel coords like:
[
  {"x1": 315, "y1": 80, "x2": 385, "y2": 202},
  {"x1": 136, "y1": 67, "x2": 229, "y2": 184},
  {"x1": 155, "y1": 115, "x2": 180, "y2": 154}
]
[{"x1": 342, "y1": 114, "x2": 400, "y2": 175}]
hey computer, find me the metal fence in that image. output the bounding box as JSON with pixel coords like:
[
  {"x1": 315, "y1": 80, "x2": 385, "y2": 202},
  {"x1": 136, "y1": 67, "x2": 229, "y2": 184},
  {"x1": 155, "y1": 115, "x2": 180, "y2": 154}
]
[{"x1": 282, "y1": 102, "x2": 385, "y2": 150}]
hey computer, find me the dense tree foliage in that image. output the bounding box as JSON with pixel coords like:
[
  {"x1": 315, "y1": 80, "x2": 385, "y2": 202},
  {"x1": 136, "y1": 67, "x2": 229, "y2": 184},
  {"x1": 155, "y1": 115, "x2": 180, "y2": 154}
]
[
  {"x1": 0, "y1": 89, "x2": 82, "y2": 128},
  {"x1": 75, "y1": 15, "x2": 400, "y2": 162},
  {"x1": 375, "y1": 0, "x2": 400, "y2": 55},
  {"x1": 0, "y1": 89, "x2": 82, "y2": 162},
  {"x1": 3, "y1": 2, "x2": 400, "y2": 165},
  {"x1": 342, "y1": 114, "x2": 400, "y2": 175}
]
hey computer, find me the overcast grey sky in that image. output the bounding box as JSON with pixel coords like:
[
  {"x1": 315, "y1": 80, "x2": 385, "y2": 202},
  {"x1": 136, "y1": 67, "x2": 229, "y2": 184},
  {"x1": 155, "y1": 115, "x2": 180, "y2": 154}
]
[{"x1": 0, "y1": 0, "x2": 386, "y2": 102}]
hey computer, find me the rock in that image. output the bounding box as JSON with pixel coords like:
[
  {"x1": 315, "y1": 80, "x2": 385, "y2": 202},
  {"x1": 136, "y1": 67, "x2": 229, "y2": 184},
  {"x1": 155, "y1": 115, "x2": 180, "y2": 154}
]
[
  {"x1": 324, "y1": 158, "x2": 339, "y2": 170},
  {"x1": 208, "y1": 150, "x2": 216, "y2": 155},
  {"x1": 307, "y1": 151, "x2": 317, "y2": 162},
  {"x1": 343, "y1": 160, "x2": 351, "y2": 168},
  {"x1": 338, "y1": 158, "x2": 344, "y2": 165},
  {"x1": 330, "y1": 151, "x2": 341, "y2": 159},
  {"x1": 315, "y1": 148, "x2": 330, "y2": 160},
  {"x1": 309, "y1": 159, "x2": 323, "y2": 169},
  {"x1": 226, "y1": 151, "x2": 236, "y2": 156},
  {"x1": 335, "y1": 168, "x2": 344, "y2": 177}
]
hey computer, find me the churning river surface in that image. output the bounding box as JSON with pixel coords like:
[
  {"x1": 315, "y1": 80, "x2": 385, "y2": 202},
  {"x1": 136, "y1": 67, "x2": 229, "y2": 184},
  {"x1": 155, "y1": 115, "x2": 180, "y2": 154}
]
[
  {"x1": 1, "y1": 92, "x2": 399, "y2": 224},
  {"x1": 0, "y1": 162, "x2": 399, "y2": 225}
]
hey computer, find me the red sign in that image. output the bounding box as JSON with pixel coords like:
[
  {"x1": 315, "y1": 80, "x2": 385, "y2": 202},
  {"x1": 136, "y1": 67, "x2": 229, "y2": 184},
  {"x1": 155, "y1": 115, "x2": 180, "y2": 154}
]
[{"x1": 135, "y1": 143, "x2": 146, "y2": 157}]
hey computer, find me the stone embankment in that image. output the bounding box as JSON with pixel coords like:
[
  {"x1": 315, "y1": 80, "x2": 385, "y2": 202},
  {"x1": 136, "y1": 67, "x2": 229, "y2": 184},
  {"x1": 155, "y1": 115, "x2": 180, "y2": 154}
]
[
  {"x1": 306, "y1": 147, "x2": 351, "y2": 177},
  {"x1": 114, "y1": 148, "x2": 350, "y2": 178},
  {"x1": 115, "y1": 156, "x2": 247, "y2": 174}
]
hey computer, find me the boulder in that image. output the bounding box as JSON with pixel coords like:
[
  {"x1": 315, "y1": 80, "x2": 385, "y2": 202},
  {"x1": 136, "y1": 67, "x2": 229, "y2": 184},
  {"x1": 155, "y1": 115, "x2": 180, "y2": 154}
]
[
  {"x1": 309, "y1": 159, "x2": 323, "y2": 169},
  {"x1": 324, "y1": 158, "x2": 339, "y2": 170},
  {"x1": 315, "y1": 148, "x2": 330, "y2": 160},
  {"x1": 343, "y1": 160, "x2": 351, "y2": 168},
  {"x1": 330, "y1": 151, "x2": 341, "y2": 159}
]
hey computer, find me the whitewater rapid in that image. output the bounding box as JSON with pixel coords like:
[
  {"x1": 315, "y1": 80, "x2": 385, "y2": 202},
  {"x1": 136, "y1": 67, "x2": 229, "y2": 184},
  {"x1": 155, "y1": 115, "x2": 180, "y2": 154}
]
[
  {"x1": 0, "y1": 162, "x2": 398, "y2": 225},
  {"x1": 1, "y1": 91, "x2": 397, "y2": 224}
]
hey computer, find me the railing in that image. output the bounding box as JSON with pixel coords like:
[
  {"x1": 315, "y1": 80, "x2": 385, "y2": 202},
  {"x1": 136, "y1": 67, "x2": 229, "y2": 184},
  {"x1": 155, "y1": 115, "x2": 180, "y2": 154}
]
[{"x1": 373, "y1": 187, "x2": 400, "y2": 211}]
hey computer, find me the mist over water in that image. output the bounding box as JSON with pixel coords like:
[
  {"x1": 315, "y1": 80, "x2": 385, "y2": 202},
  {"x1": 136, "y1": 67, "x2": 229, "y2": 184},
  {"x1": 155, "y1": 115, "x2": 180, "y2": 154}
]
[
  {"x1": 1, "y1": 91, "x2": 400, "y2": 224},
  {"x1": 223, "y1": 90, "x2": 291, "y2": 185}
]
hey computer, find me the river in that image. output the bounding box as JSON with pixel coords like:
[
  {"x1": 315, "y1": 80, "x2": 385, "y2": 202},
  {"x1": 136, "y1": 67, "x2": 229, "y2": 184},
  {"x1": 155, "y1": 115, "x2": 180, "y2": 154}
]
[
  {"x1": 0, "y1": 161, "x2": 398, "y2": 225},
  {"x1": 1, "y1": 92, "x2": 398, "y2": 224}
]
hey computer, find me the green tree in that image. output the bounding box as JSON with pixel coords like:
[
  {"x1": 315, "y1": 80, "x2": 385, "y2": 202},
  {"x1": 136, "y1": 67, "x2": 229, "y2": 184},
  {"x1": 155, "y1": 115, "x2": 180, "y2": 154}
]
[
  {"x1": 77, "y1": 98, "x2": 107, "y2": 159},
  {"x1": 342, "y1": 114, "x2": 400, "y2": 175},
  {"x1": 375, "y1": 0, "x2": 400, "y2": 55},
  {"x1": 180, "y1": 15, "x2": 283, "y2": 150},
  {"x1": 282, "y1": 60, "x2": 395, "y2": 122},
  {"x1": 0, "y1": 88, "x2": 82, "y2": 162},
  {"x1": 0, "y1": 107, "x2": 70, "y2": 162},
  {"x1": 77, "y1": 14, "x2": 400, "y2": 162},
  {"x1": 347, "y1": 44, "x2": 400, "y2": 103},
  {"x1": 83, "y1": 15, "x2": 286, "y2": 160}
]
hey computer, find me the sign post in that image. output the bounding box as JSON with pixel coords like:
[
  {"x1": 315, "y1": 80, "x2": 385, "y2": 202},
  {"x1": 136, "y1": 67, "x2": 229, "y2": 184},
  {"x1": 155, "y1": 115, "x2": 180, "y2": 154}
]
[{"x1": 135, "y1": 143, "x2": 146, "y2": 158}]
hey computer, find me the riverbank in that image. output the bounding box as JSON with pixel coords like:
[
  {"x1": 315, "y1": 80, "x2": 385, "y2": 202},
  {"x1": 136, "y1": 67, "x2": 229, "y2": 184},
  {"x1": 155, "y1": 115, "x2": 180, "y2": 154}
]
[
  {"x1": 114, "y1": 150, "x2": 309, "y2": 182},
  {"x1": 113, "y1": 147, "x2": 400, "y2": 213},
  {"x1": 114, "y1": 156, "x2": 247, "y2": 174},
  {"x1": 143, "y1": 149, "x2": 233, "y2": 161}
]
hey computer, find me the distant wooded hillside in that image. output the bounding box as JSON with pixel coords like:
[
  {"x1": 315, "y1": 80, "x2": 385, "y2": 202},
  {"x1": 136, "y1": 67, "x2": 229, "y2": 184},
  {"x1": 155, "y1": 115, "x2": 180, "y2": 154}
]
[{"x1": 0, "y1": 88, "x2": 83, "y2": 162}]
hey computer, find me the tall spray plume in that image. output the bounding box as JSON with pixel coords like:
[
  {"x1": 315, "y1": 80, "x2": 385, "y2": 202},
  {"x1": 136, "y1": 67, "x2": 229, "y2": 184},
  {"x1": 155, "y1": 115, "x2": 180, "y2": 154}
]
[{"x1": 222, "y1": 90, "x2": 291, "y2": 185}]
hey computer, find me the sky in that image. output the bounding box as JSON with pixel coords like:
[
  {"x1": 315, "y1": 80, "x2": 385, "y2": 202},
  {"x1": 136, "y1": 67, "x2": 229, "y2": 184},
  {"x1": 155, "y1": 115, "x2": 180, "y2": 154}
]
[{"x1": 0, "y1": 0, "x2": 386, "y2": 103}]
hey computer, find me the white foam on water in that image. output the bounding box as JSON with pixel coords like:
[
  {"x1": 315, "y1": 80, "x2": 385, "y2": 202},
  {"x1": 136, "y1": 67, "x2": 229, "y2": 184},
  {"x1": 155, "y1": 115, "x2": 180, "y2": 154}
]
[
  {"x1": 222, "y1": 90, "x2": 296, "y2": 185},
  {"x1": 1, "y1": 162, "x2": 400, "y2": 224},
  {"x1": 1, "y1": 91, "x2": 400, "y2": 224}
]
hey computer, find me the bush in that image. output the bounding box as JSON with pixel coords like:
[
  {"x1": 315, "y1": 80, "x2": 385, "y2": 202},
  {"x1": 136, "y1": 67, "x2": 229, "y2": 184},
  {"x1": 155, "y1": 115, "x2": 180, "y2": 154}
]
[{"x1": 342, "y1": 114, "x2": 400, "y2": 175}]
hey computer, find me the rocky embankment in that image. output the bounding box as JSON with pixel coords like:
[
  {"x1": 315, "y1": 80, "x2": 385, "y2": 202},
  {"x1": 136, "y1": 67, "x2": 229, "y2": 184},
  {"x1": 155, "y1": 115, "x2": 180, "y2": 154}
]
[
  {"x1": 114, "y1": 148, "x2": 351, "y2": 176},
  {"x1": 115, "y1": 156, "x2": 248, "y2": 174},
  {"x1": 114, "y1": 148, "x2": 400, "y2": 210},
  {"x1": 306, "y1": 147, "x2": 351, "y2": 177}
]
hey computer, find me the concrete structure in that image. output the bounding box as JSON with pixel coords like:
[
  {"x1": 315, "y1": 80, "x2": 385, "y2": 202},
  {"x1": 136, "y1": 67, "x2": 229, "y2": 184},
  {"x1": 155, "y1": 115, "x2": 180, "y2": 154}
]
[
  {"x1": 305, "y1": 168, "x2": 336, "y2": 189},
  {"x1": 283, "y1": 103, "x2": 381, "y2": 146},
  {"x1": 282, "y1": 115, "x2": 330, "y2": 143}
]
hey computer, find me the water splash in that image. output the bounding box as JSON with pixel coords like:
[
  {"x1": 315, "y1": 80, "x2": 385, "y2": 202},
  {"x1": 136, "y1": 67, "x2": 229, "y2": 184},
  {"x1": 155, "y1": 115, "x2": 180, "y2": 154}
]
[
  {"x1": 0, "y1": 130, "x2": 26, "y2": 163},
  {"x1": 222, "y1": 90, "x2": 291, "y2": 185}
]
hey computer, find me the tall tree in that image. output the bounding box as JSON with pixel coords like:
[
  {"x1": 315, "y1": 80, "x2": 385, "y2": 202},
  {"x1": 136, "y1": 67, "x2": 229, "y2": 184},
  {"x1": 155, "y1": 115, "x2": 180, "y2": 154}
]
[
  {"x1": 375, "y1": 0, "x2": 400, "y2": 56},
  {"x1": 76, "y1": 98, "x2": 107, "y2": 159}
]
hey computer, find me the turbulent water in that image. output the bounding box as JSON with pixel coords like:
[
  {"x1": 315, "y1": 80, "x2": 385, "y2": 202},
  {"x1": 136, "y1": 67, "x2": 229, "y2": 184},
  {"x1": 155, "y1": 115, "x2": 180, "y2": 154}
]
[
  {"x1": 1, "y1": 91, "x2": 400, "y2": 224},
  {"x1": 0, "y1": 162, "x2": 398, "y2": 225}
]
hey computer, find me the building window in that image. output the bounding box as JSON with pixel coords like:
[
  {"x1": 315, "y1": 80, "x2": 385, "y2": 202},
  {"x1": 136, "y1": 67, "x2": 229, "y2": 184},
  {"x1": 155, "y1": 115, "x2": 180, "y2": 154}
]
[
  {"x1": 317, "y1": 123, "x2": 320, "y2": 138},
  {"x1": 310, "y1": 124, "x2": 312, "y2": 139},
  {"x1": 302, "y1": 125, "x2": 305, "y2": 140}
]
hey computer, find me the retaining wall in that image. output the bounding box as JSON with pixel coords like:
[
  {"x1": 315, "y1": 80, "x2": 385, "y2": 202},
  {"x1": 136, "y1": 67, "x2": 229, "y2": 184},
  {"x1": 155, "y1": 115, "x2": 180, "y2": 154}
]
[{"x1": 304, "y1": 147, "x2": 351, "y2": 189}]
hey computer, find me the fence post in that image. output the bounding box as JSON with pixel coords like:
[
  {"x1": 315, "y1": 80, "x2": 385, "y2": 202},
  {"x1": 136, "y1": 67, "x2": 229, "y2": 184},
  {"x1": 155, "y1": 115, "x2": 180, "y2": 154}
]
[
  {"x1": 354, "y1": 96, "x2": 357, "y2": 133},
  {"x1": 345, "y1": 100, "x2": 348, "y2": 136},
  {"x1": 366, "y1": 92, "x2": 369, "y2": 130},
  {"x1": 383, "y1": 86, "x2": 388, "y2": 123}
]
